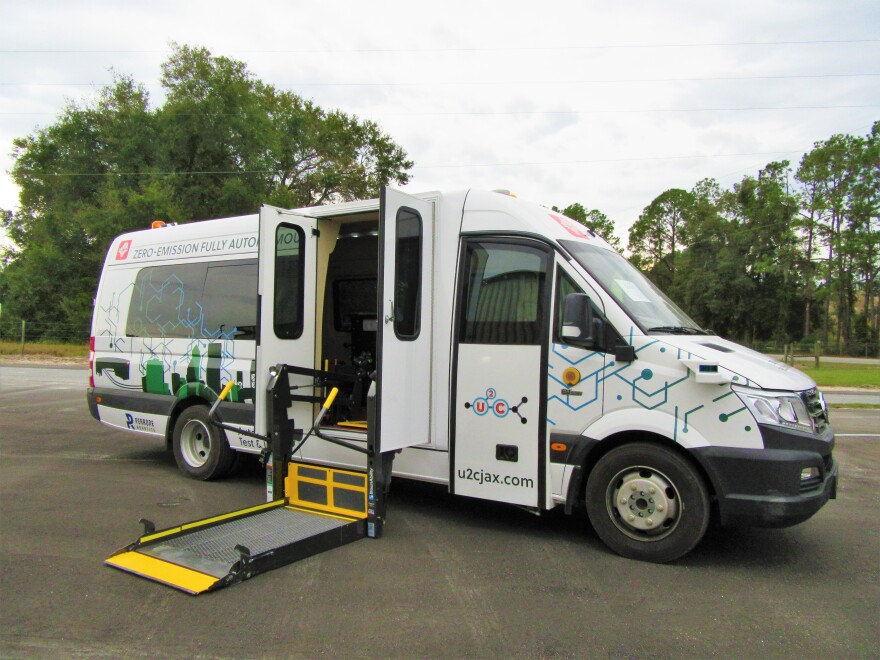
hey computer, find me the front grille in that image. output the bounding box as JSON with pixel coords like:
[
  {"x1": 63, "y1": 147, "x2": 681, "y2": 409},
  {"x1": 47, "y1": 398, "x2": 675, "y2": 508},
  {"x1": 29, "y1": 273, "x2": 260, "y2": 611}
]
[{"x1": 801, "y1": 388, "x2": 830, "y2": 434}]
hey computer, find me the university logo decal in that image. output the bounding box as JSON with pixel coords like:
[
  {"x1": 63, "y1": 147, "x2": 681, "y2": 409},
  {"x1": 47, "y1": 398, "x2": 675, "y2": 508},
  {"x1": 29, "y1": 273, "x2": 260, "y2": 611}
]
[
  {"x1": 464, "y1": 387, "x2": 529, "y2": 424},
  {"x1": 116, "y1": 240, "x2": 132, "y2": 260}
]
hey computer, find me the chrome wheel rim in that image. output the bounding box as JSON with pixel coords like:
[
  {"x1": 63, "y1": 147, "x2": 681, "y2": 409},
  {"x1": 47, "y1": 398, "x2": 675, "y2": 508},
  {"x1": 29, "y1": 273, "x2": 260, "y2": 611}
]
[{"x1": 606, "y1": 465, "x2": 681, "y2": 541}]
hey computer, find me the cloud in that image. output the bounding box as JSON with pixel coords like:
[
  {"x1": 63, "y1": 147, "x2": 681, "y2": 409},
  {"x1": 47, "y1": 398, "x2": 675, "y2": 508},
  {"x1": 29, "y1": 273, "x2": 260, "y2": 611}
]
[{"x1": 1, "y1": 0, "x2": 878, "y2": 244}]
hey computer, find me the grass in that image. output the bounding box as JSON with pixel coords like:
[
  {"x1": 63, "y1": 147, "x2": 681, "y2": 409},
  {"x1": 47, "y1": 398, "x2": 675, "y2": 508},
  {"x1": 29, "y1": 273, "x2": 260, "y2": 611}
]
[
  {"x1": 790, "y1": 361, "x2": 880, "y2": 388},
  {"x1": 0, "y1": 341, "x2": 88, "y2": 359}
]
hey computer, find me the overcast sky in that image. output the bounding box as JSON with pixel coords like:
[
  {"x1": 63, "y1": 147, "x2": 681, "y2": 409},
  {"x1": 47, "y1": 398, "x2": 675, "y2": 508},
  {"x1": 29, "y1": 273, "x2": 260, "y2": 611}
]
[{"x1": 1, "y1": 0, "x2": 878, "y2": 248}]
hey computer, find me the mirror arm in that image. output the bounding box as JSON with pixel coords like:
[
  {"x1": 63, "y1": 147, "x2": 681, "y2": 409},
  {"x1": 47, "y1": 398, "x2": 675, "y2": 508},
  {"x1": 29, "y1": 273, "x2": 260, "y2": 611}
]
[{"x1": 615, "y1": 344, "x2": 636, "y2": 363}]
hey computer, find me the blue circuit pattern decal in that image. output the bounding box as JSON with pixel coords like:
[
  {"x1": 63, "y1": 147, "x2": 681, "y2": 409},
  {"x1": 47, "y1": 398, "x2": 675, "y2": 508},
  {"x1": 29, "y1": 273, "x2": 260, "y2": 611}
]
[{"x1": 547, "y1": 331, "x2": 761, "y2": 448}]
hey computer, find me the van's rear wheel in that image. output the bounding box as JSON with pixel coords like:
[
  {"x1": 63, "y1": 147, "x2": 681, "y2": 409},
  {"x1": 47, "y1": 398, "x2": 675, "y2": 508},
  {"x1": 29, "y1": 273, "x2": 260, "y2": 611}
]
[
  {"x1": 172, "y1": 406, "x2": 236, "y2": 480},
  {"x1": 585, "y1": 442, "x2": 710, "y2": 563}
]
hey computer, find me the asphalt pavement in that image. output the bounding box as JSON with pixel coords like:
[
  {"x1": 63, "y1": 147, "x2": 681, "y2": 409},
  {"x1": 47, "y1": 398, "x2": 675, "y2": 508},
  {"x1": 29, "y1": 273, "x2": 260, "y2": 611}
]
[{"x1": 0, "y1": 365, "x2": 878, "y2": 658}]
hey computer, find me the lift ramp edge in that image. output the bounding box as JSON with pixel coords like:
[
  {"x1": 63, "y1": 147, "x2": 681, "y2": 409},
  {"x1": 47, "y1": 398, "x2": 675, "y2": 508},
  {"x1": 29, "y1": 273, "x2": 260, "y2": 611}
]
[{"x1": 106, "y1": 462, "x2": 371, "y2": 595}]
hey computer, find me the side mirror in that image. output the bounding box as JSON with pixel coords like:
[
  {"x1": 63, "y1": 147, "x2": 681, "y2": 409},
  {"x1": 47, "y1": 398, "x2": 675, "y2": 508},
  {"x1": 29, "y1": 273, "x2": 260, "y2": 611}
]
[{"x1": 561, "y1": 293, "x2": 597, "y2": 346}]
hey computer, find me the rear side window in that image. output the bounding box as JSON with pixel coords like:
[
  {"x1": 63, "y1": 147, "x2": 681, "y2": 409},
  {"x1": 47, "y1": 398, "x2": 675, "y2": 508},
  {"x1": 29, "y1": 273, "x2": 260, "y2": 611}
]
[
  {"x1": 126, "y1": 260, "x2": 257, "y2": 339},
  {"x1": 202, "y1": 262, "x2": 258, "y2": 339}
]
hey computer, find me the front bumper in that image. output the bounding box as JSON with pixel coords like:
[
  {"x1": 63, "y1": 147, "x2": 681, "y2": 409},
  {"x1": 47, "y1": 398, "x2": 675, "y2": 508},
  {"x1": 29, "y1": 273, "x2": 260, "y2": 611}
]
[{"x1": 692, "y1": 425, "x2": 837, "y2": 528}]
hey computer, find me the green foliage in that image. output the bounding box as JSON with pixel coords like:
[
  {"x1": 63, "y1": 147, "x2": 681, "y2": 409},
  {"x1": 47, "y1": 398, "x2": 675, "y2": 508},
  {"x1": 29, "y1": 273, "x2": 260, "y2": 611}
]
[
  {"x1": 627, "y1": 188, "x2": 695, "y2": 290},
  {"x1": 0, "y1": 44, "x2": 413, "y2": 337},
  {"x1": 794, "y1": 126, "x2": 879, "y2": 352},
  {"x1": 552, "y1": 202, "x2": 622, "y2": 251},
  {"x1": 626, "y1": 123, "x2": 879, "y2": 355}
]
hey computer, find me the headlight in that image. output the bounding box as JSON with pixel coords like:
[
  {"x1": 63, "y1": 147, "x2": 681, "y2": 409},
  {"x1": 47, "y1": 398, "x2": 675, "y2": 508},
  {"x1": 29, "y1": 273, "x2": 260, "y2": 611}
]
[{"x1": 732, "y1": 385, "x2": 815, "y2": 433}]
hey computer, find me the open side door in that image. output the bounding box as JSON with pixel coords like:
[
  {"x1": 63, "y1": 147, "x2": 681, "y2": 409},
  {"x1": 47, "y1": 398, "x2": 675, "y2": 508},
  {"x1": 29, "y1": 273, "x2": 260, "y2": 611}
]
[
  {"x1": 255, "y1": 205, "x2": 319, "y2": 444},
  {"x1": 376, "y1": 188, "x2": 434, "y2": 453},
  {"x1": 103, "y1": 198, "x2": 426, "y2": 595}
]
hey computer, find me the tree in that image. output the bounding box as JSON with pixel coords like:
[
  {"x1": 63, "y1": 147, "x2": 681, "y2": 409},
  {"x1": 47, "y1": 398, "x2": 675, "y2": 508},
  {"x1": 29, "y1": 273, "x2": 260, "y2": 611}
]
[
  {"x1": 1, "y1": 44, "x2": 413, "y2": 338},
  {"x1": 265, "y1": 92, "x2": 412, "y2": 208},
  {"x1": 795, "y1": 124, "x2": 879, "y2": 352},
  {"x1": 552, "y1": 203, "x2": 622, "y2": 251},
  {"x1": 847, "y1": 122, "x2": 880, "y2": 348},
  {"x1": 627, "y1": 188, "x2": 695, "y2": 290},
  {"x1": 2, "y1": 76, "x2": 158, "y2": 335},
  {"x1": 667, "y1": 179, "x2": 745, "y2": 337},
  {"x1": 157, "y1": 44, "x2": 273, "y2": 219},
  {"x1": 156, "y1": 44, "x2": 413, "y2": 216},
  {"x1": 721, "y1": 162, "x2": 802, "y2": 344}
]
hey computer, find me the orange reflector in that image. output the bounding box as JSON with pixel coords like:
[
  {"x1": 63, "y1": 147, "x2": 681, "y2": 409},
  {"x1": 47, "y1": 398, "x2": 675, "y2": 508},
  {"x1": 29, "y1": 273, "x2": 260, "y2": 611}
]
[{"x1": 550, "y1": 443, "x2": 568, "y2": 452}]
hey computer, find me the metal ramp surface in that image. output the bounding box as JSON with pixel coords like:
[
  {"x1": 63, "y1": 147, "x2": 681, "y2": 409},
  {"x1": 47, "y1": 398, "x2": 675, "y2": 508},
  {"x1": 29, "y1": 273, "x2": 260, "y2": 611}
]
[{"x1": 106, "y1": 463, "x2": 369, "y2": 595}]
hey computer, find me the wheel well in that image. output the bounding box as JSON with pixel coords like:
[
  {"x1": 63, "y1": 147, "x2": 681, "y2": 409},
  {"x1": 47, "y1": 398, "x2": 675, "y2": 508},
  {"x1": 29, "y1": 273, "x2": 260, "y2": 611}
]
[
  {"x1": 574, "y1": 431, "x2": 718, "y2": 509},
  {"x1": 164, "y1": 397, "x2": 210, "y2": 450}
]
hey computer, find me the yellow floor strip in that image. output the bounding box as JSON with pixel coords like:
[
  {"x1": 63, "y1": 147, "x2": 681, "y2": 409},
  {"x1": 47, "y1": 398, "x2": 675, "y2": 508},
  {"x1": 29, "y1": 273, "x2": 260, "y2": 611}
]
[
  {"x1": 337, "y1": 421, "x2": 368, "y2": 429},
  {"x1": 105, "y1": 551, "x2": 219, "y2": 595}
]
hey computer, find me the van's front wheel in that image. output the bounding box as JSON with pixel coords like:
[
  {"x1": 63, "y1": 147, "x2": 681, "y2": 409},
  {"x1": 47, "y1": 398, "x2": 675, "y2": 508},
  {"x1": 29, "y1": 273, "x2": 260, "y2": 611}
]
[
  {"x1": 585, "y1": 443, "x2": 710, "y2": 563},
  {"x1": 172, "y1": 406, "x2": 236, "y2": 480}
]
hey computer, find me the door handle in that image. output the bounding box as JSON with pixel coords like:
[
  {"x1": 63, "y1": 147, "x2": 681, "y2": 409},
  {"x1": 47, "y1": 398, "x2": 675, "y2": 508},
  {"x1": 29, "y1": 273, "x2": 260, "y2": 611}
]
[{"x1": 384, "y1": 299, "x2": 395, "y2": 324}]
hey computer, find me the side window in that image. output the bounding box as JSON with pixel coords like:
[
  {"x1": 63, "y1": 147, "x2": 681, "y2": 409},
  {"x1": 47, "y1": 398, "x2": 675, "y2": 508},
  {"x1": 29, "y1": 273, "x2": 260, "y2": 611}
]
[
  {"x1": 126, "y1": 260, "x2": 258, "y2": 339},
  {"x1": 554, "y1": 267, "x2": 616, "y2": 351},
  {"x1": 459, "y1": 241, "x2": 549, "y2": 345},
  {"x1": 394, "y1": 207, "x2": 422, "y2": 339},
  {"x1": 274, "y1": 224, "x2": 305, "y2": 339},
  {"x1": 202, "y1": 262, "x2": 258, "y2": 339},
  {"x1": 126, "y1": 264, "x2": 207, "y2": 338}
]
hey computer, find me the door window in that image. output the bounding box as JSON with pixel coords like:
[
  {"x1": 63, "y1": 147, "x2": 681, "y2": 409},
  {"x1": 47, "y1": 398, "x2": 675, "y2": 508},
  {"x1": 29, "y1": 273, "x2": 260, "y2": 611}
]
[
  {"x1": 394, "y1": 208, "x2": 422, "y2": 339},
  {"x1": 554, "y1": 269, "x2": 583, "y2": 344},
  {"x1": 459, "y1": 241, "x2": 549, "y2": 345},
  {"x1": 274, "y1": 224, "x2": 305, "y2": 339}
]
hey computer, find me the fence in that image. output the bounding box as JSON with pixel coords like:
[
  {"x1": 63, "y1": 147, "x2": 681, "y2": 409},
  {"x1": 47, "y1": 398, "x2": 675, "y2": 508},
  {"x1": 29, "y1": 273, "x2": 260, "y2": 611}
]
[{"x1": 0, "y1": 319, "x2": 90, "y2": 353}]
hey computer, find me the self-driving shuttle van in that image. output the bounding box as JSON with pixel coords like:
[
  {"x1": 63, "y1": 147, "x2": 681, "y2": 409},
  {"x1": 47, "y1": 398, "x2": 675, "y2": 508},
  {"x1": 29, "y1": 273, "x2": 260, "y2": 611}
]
[{"x1": 89, "y1": 188, "x2": 837, "y2": 562}]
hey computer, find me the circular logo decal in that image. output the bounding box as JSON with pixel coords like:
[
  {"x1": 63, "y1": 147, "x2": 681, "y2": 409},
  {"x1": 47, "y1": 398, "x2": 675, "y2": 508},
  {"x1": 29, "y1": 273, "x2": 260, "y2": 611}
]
[{"x1": 562, "y1": 367, "x2": 581, "y2": 387}]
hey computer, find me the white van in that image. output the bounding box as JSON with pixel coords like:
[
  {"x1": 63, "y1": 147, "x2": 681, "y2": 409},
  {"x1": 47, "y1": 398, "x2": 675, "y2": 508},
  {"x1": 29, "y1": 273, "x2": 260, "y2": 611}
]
[{"x1": 88, "y1": 188, "x2": 837, "y2": 562}]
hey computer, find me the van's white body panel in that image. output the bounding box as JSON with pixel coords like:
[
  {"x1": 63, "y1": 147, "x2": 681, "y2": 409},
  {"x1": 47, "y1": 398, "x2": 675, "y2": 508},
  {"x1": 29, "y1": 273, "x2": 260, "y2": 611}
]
[{"x1": 89, "y1": 188, "x2": 836, "y2": 531}]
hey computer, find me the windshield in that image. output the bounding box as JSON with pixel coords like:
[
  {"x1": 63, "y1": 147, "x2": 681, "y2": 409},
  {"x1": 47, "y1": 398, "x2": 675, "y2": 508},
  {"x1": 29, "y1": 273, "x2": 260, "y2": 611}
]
[{"x1": 560, "y1": 240, "x2": 706, "y2": 334}]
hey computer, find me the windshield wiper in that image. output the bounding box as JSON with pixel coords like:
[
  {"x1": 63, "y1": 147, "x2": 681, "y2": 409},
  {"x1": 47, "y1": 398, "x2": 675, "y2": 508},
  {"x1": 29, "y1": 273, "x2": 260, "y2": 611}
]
[{"x1": 647, "y1": 325, "x2": 708, "y2": 335}]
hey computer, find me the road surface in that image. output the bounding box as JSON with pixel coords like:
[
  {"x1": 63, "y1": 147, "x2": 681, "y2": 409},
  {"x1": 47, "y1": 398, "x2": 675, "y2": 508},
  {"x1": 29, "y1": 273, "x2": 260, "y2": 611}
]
[{"x1": 0, "y1": 365, "x2": 877, "y2": 658}]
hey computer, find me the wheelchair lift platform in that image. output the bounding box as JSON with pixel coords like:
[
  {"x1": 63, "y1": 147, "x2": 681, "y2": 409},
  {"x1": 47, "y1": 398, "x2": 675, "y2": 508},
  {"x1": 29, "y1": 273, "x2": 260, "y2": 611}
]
[
  {"x1": 105, "y1": 366, "x2": 394, "y2": 595},
  {"x1": 106, "y1": 463, "x2": 369, "y2": 595}
]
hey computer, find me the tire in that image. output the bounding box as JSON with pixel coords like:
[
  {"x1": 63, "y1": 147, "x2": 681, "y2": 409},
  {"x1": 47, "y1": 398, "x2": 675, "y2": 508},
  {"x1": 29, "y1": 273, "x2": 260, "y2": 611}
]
[
  {"x1": 585, "y1": 442, "x2": 710, "y2": 563},
  {"x1": 172, "y1": 405, "x2": 237, "y2": 480}
]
